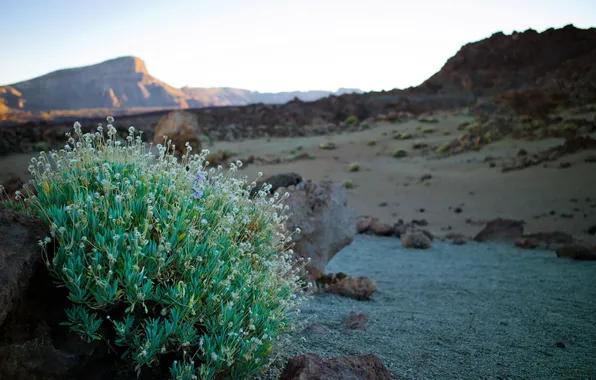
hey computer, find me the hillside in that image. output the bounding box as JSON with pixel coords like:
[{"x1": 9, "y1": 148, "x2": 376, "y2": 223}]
[{"x1": 0, "y1": 57, "x2": 362, "y2": 112}]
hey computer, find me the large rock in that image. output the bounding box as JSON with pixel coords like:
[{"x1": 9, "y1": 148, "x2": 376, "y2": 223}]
[
  {"x1": 279, "y1": 353, "x2": 392, "y2": 380},
  {"x1": 0, "y1": 207, "x2": 47, "y2": 326},
  {"x1": 279, "y1": 181, "x2": 356, "y2": 277},
  {"x1": 153, "y1": 110, "x2": 202, "y2": 158}
]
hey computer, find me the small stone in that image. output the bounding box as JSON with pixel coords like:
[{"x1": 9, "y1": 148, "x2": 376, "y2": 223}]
[{"x1": 345, "y1": 312, "x2": 369, "y2": 330}]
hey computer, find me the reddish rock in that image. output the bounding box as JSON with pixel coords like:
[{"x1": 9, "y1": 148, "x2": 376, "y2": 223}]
[
  {"x1": 514, "y1": 237, "x2": 540, "y2": 249},
  {"x1": 474, "y1": 218, "x2": 525, "y2": 242},
  {"x1": 369, "y1": 221, "x2": 394, "y2": 236},
  {"x1": 357, "y1": 216, "x2": 379, "y2": 234},
  {"x1": 279, "y1": 353, "x2": 392, "y2": 380},
  {"x1": 556, "y1": 244, "x2": 596, "y2": 260},
  {"x1": 345, "y1": 312, "x2": 369, "y2": 330},
  {"x1": 326, "y1": 276, "x2": 377, "y2": 300}
]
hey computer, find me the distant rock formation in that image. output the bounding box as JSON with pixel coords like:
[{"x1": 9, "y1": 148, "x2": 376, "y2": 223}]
[
  {"x1": 4, "y1": 57, "x2": 189, "y2": 111},
  {"x1": 0, "y1": 56, "x2": 362, "y2": 112}
]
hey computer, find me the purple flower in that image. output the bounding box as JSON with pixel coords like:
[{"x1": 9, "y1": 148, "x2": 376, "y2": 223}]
[
  {"x1": 191, "y1": 171, "x2": 206, "y2": 199},
  {"x1": 191, "y1": 187, "x2": 203, "y2": 199}
]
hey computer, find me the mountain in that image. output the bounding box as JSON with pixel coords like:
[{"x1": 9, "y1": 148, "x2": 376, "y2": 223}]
[
  {"x1": 420, "y1": 24, "x2": 596, "y2": 99},
  {"x1": 0, "y1": 57, "x2": 362, "y2": 112}
]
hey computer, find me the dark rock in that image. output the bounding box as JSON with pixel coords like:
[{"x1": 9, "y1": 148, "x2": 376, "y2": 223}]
[
  {"x1": 474, "y1": 218, "x2": 525, "y2": 242},
  {"x1": 556, "y1": 244, "x2": 596, "y2": 260},
  {"x1": 250, "y1": 172, "x2": 303, "y2": 198},
  {"x1": 279, "y1": 353, "x2": 391, "y2": 380}
]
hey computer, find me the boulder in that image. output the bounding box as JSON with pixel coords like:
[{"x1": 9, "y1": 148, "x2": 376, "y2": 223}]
[
  {"x1": 556, "y1": 244, "x2": 596, "y2": 260},
  {"x1": 474, "y1": 218, "x2": 525, "y2": 242},
  {"x1": 279, "y1": 181, "x2": 356, "y2": 277},
  {"x1": 401, "y1": 229, "x2": 432, "y2": 249},
  {"x1": 250, "y1": 172, "x2": 303, "y2": 198},
  {"x1": 279, "y1": 353, "x2": 392, "y2": 380},
  {"x1": 0, "y1": 207, "x2": 48, "y2": 326},
  {"x1": 153, "y1": 110, "x2": 201, "y2": 158}
]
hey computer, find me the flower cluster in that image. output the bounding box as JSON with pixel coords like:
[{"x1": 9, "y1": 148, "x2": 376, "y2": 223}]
[{"x1": 5, "y1": 117, "x2": 306, "y2": 379}]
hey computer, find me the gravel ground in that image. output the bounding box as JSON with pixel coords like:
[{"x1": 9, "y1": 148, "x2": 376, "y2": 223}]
[{"x1": 262, "y1": 235, "x2": 596, "y2": 380}]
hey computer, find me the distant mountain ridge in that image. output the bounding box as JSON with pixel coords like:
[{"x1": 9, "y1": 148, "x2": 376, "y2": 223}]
[{"x1": 0, "y1": 57, "x2": 362, "y2": 112}]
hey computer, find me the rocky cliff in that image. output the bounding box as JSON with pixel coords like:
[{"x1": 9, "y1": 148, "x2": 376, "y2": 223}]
[{"x1": 5, "y1": 57, "x2": 189, "y2": 111}]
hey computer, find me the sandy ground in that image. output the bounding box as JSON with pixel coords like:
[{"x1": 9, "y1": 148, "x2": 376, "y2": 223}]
[
  {"x1": 262, "y1": 235, "x2": 596, "y2": 379},
  {"x1": 2, "y1": 113, "x2": 595, "y2": 243},
  {"x1": 1, "y1": 113, "x2": 596, "y2": 379}
]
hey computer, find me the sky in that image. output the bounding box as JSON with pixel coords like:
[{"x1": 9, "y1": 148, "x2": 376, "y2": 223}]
[{"x1": 0, "y1": 0, "x2": 594, "y2": 92}]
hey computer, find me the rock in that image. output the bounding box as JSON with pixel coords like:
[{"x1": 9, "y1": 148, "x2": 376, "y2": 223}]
[
  {"x1": 514, "y1": 237, "x2": 540, "y2": 249},
  {"x1": 401, "y1": 229, "x2": 432, "y2": 249},
  {"x1": 279, "y1": 353, "x2": 391, "y2": 380},
  {"x1": 0, "y1": 207, "x2": 48, "y2": 326},
  {"x1": 250, "y1": 172, "x2": 303, "y2": 198},
  {"x1": 523, "y1": 231, "x2": 574, "y2": 248},
  {"x1": 444, "y1": 233, "x2": 468, "y2": 245},
  {"x1": 474, "y1": 218, "x2": 525, "y2": 242},
  {"x1": 369, "y1": 222, "x2": 394, "y2": 236},
  {"x1": 153, "y1": 110, "x2": 201, "y2": 158},
  {"x1": 356, "y1": 216, "x2": 378, "y2": 234},
  {"x1": 280, "y1": 181, "x2": 356, "y2": 278},
  {"x1": 0, "y1": 174, "x2": 23, "y2": 198},
  {"x1": 556, "y1": 244, "x2": 596, "y2": 260},
  {"x1": 326, "y1": 275, "x2": 377, "y2": 300},
  {"x1": 345, "y1": 312, "x2": 369, "y2": 330},
  {"x1": 419, "y1": 174, "x2": 432, "y2": 182}
]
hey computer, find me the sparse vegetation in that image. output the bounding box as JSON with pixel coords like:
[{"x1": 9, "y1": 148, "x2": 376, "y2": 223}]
[
  {"x1": 319, "y1": 141, "x2": 337, "y2": 150},
  {"x1": 367, "y1": 139, "x2": 377, "y2": 146},
  {"x1": 392, "y1": 149, "x2": 408, "y2": 158},
  {"x1": 418, "y1": 116, "x2": 439, "y2": 123},
  {"x1": 393, "y1": 132, "x2": 412, "y2": 140},
  {"x1": 422, "y1": 128, "x2": 436, "y2": 134},
  {"x1": 344, "y1": 115, "x2": 359, "y2": 126},
  {"x1": 348, "y1": 163, "x2": 361, "y2": 172},
  {"x1": 343, "y1": 179, "x2": 354, "y2": 189},
  {"x1": 435, "y1": 142, "x2": 451, "y2": 153}
]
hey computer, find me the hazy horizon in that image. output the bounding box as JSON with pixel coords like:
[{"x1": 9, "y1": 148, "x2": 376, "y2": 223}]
[{"x1": 1, "y1": 0, "x2": 595, "y2": 92}]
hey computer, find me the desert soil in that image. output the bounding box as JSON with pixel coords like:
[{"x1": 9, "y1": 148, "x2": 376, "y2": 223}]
[{"x1": 2, "y1": 112, "x2": 595, "y2": 241}]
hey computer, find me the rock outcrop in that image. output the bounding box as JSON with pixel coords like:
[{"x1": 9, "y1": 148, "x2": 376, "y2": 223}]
[{"x1": 279, "y1": 353, "x2": 392, "y2": 380}]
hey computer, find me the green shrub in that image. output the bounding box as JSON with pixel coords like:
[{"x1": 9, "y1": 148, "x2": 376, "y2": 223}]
[
  {"x1": 435, "y1": 142, "x2": 451, "y2": 153},
  {"x1": 343, "y1": 179, "x2": 354, "y2": 189},
  {"x1": 344, "y1": 115, "x2": 359, "y2": 125},
  {"x1": 4, "y1": 118, "x2": 306, "y2": 379},
  {"x1": 393, "y1": 132, "x2": 411, "y2": 140},
  {"x1": 367, "y1": 139, "x2": 377, "y2": 146},
  {"x1": 359, "y1": 121, "x2": 369, "y2": 130},
  {"x1": 418, "y1": 116, "x2": 439, "y2": 123},
  {"x1": 422, "y1": 128, "x2": 436, "y2": 134},
  {"x1": 319, "y1": 141, "x2": 336, "y2": 150},
  {"x1": 392, "y1": 149, "x2": 408, "y2": 158},
  {"x1": 348, "y1": 163, "x2": 360, "y2": 172}
]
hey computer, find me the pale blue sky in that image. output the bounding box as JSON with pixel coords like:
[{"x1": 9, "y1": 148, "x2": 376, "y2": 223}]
[{"x1": 0, "y1": 0, "x2": 594, "y2": 92}]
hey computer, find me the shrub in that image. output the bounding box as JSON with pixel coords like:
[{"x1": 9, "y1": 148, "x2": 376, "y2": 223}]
[
  {"x1": 392, "y1": 149, "x2": 408, "y2": 158},
  {"x1": 344, "y1": 115, "x2": 359, "y2": 126},
  {"x1": 4, "y1": 118, "x2": 306, "y2": 379},
  {"x1": 422, "y1": 128, "x2": 436, "y2": 134},
  {"x1": 367, "y1": 140, "x2": 377, "y2": 146},
  {"x1": 435, "y1": 142, "x2": 451, "y2": 153},
  {"x1": 319, "y1": 141, "x2": 336, "y2": 150},
  {"x1": 343, "y1": 179, "x2": 354, "y2": 189},
  {"x1": 393, "y1": 132, "x2": 411, "y2": 140},
  {"x1": 358, "y1": 121, "x2": 369, "y2": 130},
  {"x1": 348, "y1": 163, "x2": 360, "y2": 172}
]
